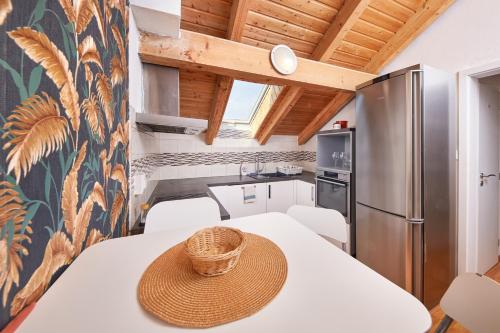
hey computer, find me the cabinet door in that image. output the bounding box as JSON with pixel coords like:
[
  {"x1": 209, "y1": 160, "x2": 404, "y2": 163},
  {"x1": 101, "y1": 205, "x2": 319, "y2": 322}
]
[
  {"x1": 267, "y1": 181, "x2": 296, "y2": 213},
  {"x1": 210, "y1": 184, "x2": 267, "y2": 218},
  {"x1": 296, "y1": 180, "x2": 316, "y2": 207}
]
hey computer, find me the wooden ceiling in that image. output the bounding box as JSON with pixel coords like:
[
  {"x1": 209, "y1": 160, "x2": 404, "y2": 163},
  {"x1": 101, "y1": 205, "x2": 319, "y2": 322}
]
[{"x1": 174, "y1": 0, "x2": 454, "y2": 144}]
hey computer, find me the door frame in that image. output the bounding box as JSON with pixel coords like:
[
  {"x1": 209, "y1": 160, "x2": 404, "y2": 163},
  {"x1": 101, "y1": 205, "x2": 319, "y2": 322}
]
[{"x1": 458, "y1": 60, "x2": 500, "y2": 273}]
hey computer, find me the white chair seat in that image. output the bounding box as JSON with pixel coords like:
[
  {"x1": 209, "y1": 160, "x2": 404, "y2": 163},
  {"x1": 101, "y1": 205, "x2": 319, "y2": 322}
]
[{"x1": 144, "y1": 197, "x2": 221, "y2": 234}]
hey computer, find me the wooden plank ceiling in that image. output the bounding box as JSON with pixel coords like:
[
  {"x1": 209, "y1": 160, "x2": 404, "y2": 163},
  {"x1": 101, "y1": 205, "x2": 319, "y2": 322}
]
[{"x1": 177, "y1": 0, "x2": 454, "y2": 144}]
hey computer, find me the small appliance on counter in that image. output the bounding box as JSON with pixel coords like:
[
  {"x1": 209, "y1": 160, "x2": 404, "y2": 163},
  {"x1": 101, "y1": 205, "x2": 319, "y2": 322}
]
[
  {"x1": 333, "y1": 120, "x2": 348, "y2": 129},
  {"x1": 315, "y1": 128, "x2": 356, "y2": 255}
]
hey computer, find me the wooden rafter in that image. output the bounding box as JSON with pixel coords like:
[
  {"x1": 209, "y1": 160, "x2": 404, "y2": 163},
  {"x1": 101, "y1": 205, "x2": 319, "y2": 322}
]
[
  {"x1": 227, "y1": 0, "x2": 251, "y2": 41},
  {"x1": 311, "y1": 0, "x2": 371, "y2": 62},
  {"x1": 254, "y1": 0, "x2": 371, "y2": 144},
  {"x1": 206, "y1": 0, "x2": 251, "y2": 144},
  {"x1": 206, "y1": 76, "x2": 234, "y2": 144},
  {"x1": 139, "y1": 30, "x2": 376, "y2": 91},
  {"x1": 255, "y1": 86, "x2": 303, "y2": 144},
  {"x1": 364, "y1": 0, "x2": 456, "y2": 73},
  {"x1": 297, "y1": 0, "x2": 456, "y2": 145},
  {"x1": 298, "y1": 92, "x2": 354, "y2": 145}
]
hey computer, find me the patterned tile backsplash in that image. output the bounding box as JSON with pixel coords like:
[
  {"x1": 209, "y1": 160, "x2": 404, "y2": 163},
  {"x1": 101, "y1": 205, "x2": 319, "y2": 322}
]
[{"x1": 131, "y1": 151, "x2": 316, "y2": 178}]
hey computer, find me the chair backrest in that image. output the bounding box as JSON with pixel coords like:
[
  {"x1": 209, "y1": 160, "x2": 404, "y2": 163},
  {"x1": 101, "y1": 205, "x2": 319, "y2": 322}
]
[
  {"x1": 286, "y1": 205, "x2": 347, "y2": 243},
  {"x1": 144, "y1": 197, "x2": 221, "y2": 234},
  {"x1": 440, "y1": 273, "x2": 500, "y2": 333}
]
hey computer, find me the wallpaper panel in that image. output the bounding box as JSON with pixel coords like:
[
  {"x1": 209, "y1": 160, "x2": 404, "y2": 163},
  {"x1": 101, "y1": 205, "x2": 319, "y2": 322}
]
[{"x1": 0, "y1": 0, "x2": 129, "y2": 328}]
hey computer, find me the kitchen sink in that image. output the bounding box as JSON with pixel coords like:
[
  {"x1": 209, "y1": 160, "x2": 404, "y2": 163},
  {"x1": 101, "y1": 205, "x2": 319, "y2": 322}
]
[{"x1": 248, "y1": 173, "x2": 290, "y2": 180}]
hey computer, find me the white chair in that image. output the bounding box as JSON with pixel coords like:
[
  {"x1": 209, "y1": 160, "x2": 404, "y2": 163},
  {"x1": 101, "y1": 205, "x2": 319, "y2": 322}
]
[
  {"x1": 286, "y1": 205, "x2": 348, "y2": 250},
  {"x1": 435, "y1": 273, "x2": 500, "y2": 333},
  {"x1": 144, "y1": 197, "x2": 221, "y2": 234}
]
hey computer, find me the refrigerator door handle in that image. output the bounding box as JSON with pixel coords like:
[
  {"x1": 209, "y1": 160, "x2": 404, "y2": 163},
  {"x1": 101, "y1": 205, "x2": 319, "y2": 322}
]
[
  {"x1": 315, "y1": 178, "x2": 347, "y2": 187},
  {"x1": 404, "y1": 69, "x2": 424, "y2": 298},
  {"x1": 405, "y1": 69, "x2": 424, "y2": 222}
]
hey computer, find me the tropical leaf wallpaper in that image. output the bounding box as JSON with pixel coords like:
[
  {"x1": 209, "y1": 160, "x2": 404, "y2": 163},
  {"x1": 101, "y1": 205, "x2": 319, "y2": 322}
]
[{"x1": 0, "y1": 0, "x2": 129, "y2": 328}]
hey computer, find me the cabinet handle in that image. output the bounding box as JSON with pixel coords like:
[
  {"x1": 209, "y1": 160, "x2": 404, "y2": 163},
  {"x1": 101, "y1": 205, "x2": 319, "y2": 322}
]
[
  {"x1": 311, "y1": 186, "x2": 314, "y2": 202},
  {"x1": 268, "y1": 184, "x2": 271, "y2": 199}
]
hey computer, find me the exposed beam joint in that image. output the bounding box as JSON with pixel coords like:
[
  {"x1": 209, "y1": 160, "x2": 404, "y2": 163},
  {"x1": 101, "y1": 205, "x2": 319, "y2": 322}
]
[{"x1": 139, "y1": 30, "x2": 376, "y2": 92}]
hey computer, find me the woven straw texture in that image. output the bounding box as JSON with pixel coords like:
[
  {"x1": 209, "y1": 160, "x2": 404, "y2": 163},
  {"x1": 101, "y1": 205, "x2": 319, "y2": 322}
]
[
  {"x1": 185, "y1": 227, "x2": 247, "y2": 276},
  {"x1": 138, "y1": 233, "x2": 288, "y2": 328}
]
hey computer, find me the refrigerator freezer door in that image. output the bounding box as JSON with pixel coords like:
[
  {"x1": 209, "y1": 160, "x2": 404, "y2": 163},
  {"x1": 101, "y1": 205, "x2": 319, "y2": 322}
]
[
  {"x1": 356, "y1": 203, "x2": 414, "y2": 292},
  {"x1": 356, "y1": 74, "x2": 407, "y2": 216}
]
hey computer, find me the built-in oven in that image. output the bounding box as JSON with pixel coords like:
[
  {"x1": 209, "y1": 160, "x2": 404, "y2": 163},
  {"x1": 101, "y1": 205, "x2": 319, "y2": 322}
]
[
  {"x1": 315, "y1": 170, "x2": 356, "y2": 255},
  {"x1": 316, "y1": 175, "x2": 350, "y2": 220}
]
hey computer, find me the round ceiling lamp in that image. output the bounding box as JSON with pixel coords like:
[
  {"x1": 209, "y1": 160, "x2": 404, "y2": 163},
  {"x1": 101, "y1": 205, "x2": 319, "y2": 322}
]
[{"x1": 270, "y1": 44, "x2": 298, "y2": 75}]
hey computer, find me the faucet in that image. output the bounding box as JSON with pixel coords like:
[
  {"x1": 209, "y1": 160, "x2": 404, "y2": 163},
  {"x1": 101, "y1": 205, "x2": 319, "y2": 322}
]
[
  {"x1": 255, "y1": 153, "x2": 264, "y2": 175},
  {"x1": 239, "y1": 161, "x2": 244, "y2": 176}
]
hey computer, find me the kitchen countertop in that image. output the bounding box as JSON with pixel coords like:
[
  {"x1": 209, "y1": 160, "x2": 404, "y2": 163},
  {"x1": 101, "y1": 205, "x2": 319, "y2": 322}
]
[{"x1": 131, "y1": 171, "x2": 316, "y2": 234}]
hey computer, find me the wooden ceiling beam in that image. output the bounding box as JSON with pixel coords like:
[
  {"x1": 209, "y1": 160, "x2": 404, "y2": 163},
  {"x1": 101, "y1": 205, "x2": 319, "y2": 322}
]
[
  {"x1": 297, "y1": 0, "x2": 456, "y2": 145},
  {"x1": 255, "y1": 0, "x2": 371, "y2": 144},
  {"x1": 139, "y1": 30, "x2": 376, "y2": 91},
  {"x1": 206, "y1": 0, "x2": 251, "y2": 144},
  {"x1": 255, "y1": 86, "x2": 304, "y2": 144}
]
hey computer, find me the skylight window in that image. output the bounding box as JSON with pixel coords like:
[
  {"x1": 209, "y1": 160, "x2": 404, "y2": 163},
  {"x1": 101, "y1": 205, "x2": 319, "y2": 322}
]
[{"x1": 223, "y1": 80, "x2": 267, "y2": 123}]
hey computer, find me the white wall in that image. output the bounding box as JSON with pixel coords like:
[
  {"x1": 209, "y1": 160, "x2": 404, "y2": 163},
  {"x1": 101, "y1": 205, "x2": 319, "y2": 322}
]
[
  {"x1": 381, "y1": 0, "x2": 500, "y2": 75},
  {"x1": 132, "y1": 131, "x2": 305, "y2": 180},
  {"x1": 130, "y1": 0, "x2": 181, "y2": 37},
  {"x1": 130, "y1": 0, "x2": 180, "y2": 16}
]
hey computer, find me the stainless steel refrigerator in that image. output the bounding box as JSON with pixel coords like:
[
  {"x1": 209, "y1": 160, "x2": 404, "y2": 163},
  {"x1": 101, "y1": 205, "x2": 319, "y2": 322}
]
[{"x1": 355, "y1": 64, "x2": 457, "y2": 309}]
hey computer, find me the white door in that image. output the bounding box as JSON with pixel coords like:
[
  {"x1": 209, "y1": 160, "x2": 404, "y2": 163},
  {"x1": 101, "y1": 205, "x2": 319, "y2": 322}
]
[
  {"x1": 296, "y1": 180, "x2": 315, "y2": 207},
  {"x1": 210, "y1": 184, "x2": 267, "y2": 218},
  {"x1": 267, "y1": 181, "x2": 295, "y2": 213},
  {"x1": 477, "y1": 83, "x2": 499, "y2": 273}
]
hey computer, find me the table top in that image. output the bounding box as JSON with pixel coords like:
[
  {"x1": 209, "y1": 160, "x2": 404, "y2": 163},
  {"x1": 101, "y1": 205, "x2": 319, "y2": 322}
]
[{"x1": 18, "y1": 212, "x2": 431, "y2": 333}]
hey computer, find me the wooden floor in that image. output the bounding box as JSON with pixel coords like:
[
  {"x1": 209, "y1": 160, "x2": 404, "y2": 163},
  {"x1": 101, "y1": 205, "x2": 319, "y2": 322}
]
[{"x1": 429, "y1": 260, "x2": 500, "y2": 332}]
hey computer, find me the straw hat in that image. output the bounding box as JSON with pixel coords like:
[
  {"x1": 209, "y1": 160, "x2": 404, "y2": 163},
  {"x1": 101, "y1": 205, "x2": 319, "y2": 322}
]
[{"x1": 138, "y1": 233, "x2": 288, "y2": 328}]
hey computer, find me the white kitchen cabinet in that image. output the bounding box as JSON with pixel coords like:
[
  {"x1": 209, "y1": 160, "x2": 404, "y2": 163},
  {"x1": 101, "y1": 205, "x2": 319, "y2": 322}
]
[
  {"x1": 211, "y1": 180, "x2": 314, "y2": 218},
  {"x1": 295, "y1": 180, "x2": 316, "y2": 207},
  {"x1": 266, "y1": 181, "x2": 296, "y2": 213},
  {"x1": 209, "y1": 183, "x2": 267, "y2": 218}
]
